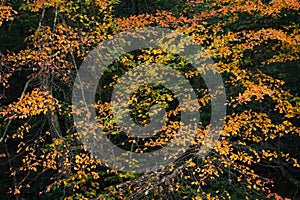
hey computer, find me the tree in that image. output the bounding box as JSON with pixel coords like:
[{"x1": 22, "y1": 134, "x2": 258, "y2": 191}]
[{"x1": 0, "y1": 0, "x2": 299, "y2": 199}]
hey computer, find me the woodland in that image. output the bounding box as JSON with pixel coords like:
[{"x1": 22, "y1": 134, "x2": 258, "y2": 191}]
[{"x1": 0, "y1": 0, "x2": 300, "y2": 199}]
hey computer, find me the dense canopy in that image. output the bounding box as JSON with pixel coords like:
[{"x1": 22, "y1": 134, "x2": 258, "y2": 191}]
[{"x1": 0, "y1": 0, "x2": 299, "y2": 199}]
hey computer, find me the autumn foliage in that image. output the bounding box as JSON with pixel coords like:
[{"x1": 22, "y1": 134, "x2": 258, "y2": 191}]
[{"x1": 0, "y1": 0, "x2": 300, "y2": 199}]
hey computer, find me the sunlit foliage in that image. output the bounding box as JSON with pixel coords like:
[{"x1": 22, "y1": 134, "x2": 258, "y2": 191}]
[{"x1": 0, "y1": 0, "x2": 299, "y2": 199}]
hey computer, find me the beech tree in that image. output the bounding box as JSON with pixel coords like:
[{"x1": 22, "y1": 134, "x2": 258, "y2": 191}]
[{"x1": 0, "y1": 0, "x2": 299, "y2": 199}]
